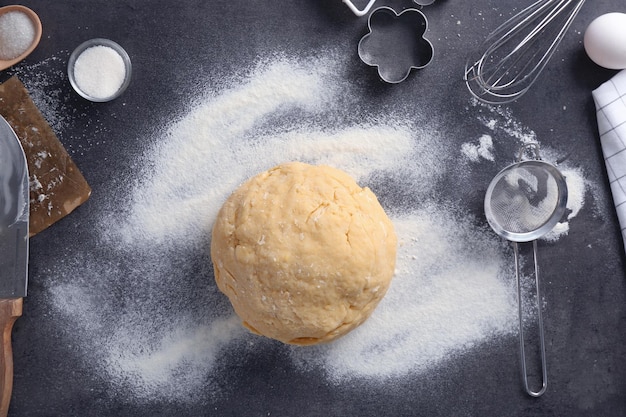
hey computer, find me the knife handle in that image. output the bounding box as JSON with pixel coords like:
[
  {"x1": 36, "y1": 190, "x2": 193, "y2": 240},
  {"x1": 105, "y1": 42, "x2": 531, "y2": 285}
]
[{"x1": 0, "y1": 298, "x2": 22, "y2": 417}]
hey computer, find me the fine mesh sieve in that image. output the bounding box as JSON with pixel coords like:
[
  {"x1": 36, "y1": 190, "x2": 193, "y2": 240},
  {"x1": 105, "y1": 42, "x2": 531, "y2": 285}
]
[
  {"x1": 484, "y1": 143, "x2": 568, "y2": 397},
  {"x1": 485, "y1": 159, "x2": 567, "y2": 242}
]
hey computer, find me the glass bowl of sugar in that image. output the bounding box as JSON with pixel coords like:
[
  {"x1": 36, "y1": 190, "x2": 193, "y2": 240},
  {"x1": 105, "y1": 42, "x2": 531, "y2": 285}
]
[{"x1": 68, "y1": 38, "x2": 132, "y2": 102}]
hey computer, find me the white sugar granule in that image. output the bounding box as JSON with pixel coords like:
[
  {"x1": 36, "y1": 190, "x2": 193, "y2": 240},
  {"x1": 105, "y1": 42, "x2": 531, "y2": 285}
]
[
  {"x1": 44, "y1": 53, "x2": 586, "y2": 402},
  {"x1": 73, "y1": 45, "x2": 126, "y2": 99},
  {"x1": 0, "y1": 11, "x2": 35, "y2": 60}
]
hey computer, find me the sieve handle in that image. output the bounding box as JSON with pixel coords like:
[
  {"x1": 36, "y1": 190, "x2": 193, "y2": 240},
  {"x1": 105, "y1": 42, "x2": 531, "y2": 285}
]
[
  {"x1": 517, "y1": 142, "x2": 542, "y2": 162},
  {"x1": 513, "y1": 240, "x2": 548, "y2": 397}
]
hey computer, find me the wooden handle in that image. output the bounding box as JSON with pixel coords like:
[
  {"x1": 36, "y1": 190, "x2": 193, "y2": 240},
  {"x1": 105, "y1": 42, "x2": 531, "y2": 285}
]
[{"x1": 0, "y1": 299, "x2": 22, "y2": 417}]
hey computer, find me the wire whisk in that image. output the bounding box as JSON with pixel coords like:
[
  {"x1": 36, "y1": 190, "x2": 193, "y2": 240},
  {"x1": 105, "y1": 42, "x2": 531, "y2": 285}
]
[{"x1": 464, "y1": 0, "x2": 586, "y2": 104}]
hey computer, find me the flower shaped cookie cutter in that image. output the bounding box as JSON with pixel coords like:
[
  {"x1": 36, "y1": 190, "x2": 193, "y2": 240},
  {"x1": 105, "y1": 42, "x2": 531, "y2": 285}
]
[{"x1": 358, "y1": 7, "x2": 434, "y2": 83}]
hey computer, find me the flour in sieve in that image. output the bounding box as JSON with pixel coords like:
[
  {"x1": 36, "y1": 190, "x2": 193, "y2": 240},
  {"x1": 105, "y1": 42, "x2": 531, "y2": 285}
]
[
  {"x1": 41, "y1": 53, "x2": 568, "y2": 403},
  {"x1": 489, "y1": 165, "x2": 560, "y2": 234}
]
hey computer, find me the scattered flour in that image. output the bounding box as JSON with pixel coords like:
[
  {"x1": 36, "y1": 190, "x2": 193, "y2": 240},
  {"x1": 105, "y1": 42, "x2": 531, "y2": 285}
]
[
  {"x1": 290, "y1": 207, "x2": 516, "y2": 380},
  {"x1": 42, "y1": 53, "x2": 588, "y2": 402},
  {"x1": 105, "y1": 315, "x2": 245, "y2": 399},
  {"x1": 469, "y1": 99, "x2": 590, "y2": 241},
  {"x1": 543, "y1": 165, "x2": 588, "y2": 241},
  {"x1": 461, "y1": 134, "x2": 495, "y2": 162},
  {"x1": 474, "y1": 101, "x2": 538, "y2": 144}
]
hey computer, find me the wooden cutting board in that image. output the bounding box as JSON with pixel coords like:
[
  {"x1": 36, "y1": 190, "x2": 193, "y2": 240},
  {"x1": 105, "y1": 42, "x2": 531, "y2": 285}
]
[{"x1": 0, "y1": 76, "x2": 91, "y2": 236}]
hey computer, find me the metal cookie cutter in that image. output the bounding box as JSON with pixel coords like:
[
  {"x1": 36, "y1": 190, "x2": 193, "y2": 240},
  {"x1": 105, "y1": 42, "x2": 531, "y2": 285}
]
[
  {"x1": 342, "y1": 0, "x2": 378, "y2": 16},
  {"x1": 342, "y1": 0, "x2": 437, "y2": 16},
  {"x1": 357, "y1": 7, "x2": 434, "y2": 83}
]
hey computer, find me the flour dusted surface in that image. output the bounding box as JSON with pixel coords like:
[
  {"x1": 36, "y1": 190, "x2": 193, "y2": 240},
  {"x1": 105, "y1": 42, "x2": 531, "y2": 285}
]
[{"x1": 41, "y1": 52, "x2": 590, "y2": 403}]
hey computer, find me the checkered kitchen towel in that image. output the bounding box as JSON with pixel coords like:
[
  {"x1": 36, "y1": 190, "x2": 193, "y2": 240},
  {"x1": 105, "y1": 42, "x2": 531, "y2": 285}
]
[{"x1": 593, "y1": 69, "x2": 626, "y2": 245}]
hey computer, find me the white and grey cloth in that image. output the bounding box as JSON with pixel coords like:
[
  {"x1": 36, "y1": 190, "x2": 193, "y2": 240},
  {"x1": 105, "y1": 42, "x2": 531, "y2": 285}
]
[{"x1": 593, "y1": 69, "x2": 626, "y2": 247}]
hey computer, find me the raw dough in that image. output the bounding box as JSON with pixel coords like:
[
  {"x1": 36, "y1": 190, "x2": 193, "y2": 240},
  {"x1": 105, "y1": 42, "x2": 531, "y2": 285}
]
[{"x1": 211, "y1": 162, "x2": 397, "y2": 345}]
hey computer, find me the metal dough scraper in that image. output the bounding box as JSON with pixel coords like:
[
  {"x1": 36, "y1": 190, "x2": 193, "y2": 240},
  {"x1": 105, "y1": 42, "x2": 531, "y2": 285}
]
[{"x1": 0, "y1": 114, "x2": 29, "y2": 416}]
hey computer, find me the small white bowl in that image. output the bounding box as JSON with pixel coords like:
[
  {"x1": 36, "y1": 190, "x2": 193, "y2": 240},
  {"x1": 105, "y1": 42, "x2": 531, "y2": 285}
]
[{"x1": 68, "y1": 38, "x2": 132, "y2": 102}]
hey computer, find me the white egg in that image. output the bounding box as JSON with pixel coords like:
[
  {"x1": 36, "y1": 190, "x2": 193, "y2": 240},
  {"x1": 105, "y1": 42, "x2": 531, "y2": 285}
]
[{"x1": 584, "y1": 12, "x2": 626, "y2": 70}]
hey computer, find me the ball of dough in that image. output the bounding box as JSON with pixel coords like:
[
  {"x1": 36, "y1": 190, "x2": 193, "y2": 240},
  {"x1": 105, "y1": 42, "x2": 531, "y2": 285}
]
[{"x1": 211, "y1": 162, "x2": 397, "y2": 345}]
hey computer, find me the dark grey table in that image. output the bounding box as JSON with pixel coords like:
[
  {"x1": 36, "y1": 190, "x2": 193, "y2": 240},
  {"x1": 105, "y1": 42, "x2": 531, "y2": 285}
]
[{"x1": 1, "y1": 0, "x2": 624, "y2": 416}]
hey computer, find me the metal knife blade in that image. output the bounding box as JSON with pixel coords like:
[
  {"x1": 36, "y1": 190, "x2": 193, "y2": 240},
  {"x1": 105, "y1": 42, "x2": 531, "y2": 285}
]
[
  {"x1": 0, "y1": 114, "x2": 29, "y2": 416},
  {"x1": 0, "y1": 115, "x2": 29, "y2": 298}
]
